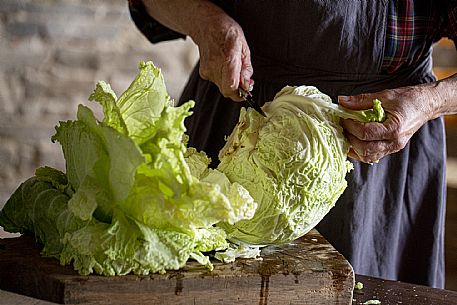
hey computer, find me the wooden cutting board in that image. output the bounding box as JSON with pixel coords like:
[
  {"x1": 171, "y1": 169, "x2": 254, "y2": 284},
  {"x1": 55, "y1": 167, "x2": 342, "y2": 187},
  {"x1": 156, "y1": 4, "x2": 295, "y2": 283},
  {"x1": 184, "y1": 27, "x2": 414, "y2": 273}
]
[{"x1": 0, "y1": 229, "x2": 354, "y2": 305}]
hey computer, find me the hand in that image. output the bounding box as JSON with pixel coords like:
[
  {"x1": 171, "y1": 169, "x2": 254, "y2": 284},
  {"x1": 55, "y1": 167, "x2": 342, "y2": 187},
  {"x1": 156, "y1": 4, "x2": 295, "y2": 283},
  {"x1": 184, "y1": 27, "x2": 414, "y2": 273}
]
[
  {"x1": 192, "y1": 17, "x2": 253, "y2": 101},
  {"x1": 338, "y1": 86, "x2": 435, "y2": 163},
  {"x1": 142, "y1": 0, "x2": 253, "y2": 101}
]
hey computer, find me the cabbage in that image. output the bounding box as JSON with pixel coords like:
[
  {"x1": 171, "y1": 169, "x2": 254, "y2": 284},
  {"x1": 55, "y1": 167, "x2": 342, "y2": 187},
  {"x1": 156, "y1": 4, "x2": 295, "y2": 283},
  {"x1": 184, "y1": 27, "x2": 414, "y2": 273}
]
[
  {"x1": 0, "y1": 61, "x2": 257, "y2": 275},
  {"x1": 0, "y1": 61, "x2": 385, "y2": 273},
  {"x1": 217, "y1": 85, "x2": 385, "y2": 245}
]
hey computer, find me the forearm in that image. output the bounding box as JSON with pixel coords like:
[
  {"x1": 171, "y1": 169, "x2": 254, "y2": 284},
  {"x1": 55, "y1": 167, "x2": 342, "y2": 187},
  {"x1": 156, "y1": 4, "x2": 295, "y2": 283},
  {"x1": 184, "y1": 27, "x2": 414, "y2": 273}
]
[{"x1": 142, "y1": 0, "x2": 234, "y2": 44}]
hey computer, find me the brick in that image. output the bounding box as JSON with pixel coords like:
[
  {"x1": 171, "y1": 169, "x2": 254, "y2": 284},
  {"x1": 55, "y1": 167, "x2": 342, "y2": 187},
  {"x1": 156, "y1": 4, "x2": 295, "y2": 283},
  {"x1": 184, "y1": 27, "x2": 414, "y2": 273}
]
[
  {"x1": 0, "y1": 72, "x2": 23, "y2": 114},
  {"x1": 0, "y1": 0, "x2": 28, "y2": 14},
  {"x1": 0, "y1": 40, "x2": 50, "y2": 70},
  {"x1": 22, "y1": 66, "x2": 96, "y2": 101},
  {"x1": 5, "y1": 21, "x2": 45, "y2": 38},
  {"x1": 5, "y1": 1, "x2": 96, "y2": 18},
  {"x1": 0, "y1": 139, "x2": 37, "y2": 188},
  {"x1": 44, "y1": 21, "x2": 119, "y2": 41},
  {"x1": 54, "y1": 49, "x2": 100, "y2": 70},
  {"x1": 0, "y1": 138, "x2": 19, "y2": 180}
]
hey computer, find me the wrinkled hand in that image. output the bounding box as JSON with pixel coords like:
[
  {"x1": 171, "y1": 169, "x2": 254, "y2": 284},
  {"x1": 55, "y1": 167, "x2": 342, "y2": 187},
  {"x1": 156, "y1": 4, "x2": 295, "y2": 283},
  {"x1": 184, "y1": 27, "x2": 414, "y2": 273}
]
[
  {"x1": 193, "y1": 17, "x2": 253, "y2": 101},
  {"x1": 338, "y1": 86, "x2": 435, "y2": 163}
]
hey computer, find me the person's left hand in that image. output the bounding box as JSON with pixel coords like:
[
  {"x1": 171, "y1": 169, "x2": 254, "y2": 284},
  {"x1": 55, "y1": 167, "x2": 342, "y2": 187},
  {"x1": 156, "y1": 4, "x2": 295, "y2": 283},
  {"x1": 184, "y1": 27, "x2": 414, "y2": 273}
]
[{"x1": 338, "y1": 86, "x2": 436, "y2": 163}]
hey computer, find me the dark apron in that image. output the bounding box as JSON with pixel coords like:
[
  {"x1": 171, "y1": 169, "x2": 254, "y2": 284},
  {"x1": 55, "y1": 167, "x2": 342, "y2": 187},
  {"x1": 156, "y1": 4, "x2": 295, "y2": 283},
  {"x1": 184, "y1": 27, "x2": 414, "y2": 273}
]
[{"x1": 178, "y1": 0, "x2": 446, "y2": 288}]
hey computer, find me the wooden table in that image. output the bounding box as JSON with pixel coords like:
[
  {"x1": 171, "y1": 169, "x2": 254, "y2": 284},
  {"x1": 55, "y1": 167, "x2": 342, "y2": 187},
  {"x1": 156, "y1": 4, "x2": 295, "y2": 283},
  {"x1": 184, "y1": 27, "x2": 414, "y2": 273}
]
[
  {"x1": 2, "y1": 232, "x2": 456, "y2": 305},
  {"x1": 353, "y1": 275, "x2": 457, "y2": 305},
  {"x1": 0, "y1": 230, "x2": 354, "y2": 305},
  {"x1": 2, "y1": 275, "x2": 456, "y2": 305}
]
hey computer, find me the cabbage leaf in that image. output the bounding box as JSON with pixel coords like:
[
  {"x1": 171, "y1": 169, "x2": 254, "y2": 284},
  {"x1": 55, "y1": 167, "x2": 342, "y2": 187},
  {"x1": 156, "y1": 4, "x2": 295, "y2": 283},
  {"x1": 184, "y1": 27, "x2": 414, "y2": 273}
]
[{"x1": 0, "y1": 61, "x2": 256, "y2": 275}]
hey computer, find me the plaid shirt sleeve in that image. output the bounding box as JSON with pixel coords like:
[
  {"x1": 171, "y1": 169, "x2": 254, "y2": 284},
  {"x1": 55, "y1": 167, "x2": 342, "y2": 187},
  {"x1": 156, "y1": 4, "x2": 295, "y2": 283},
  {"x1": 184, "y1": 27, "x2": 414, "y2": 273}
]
[
  {"x1": 381, "y1": 1, "x2": 446, "y2": 74},
  {"x1": 381, "y1": 0, "x2": 457, "y2": 74},
  {"x1": 128, "y1": 0, "x2": 185, "y2": 43}
]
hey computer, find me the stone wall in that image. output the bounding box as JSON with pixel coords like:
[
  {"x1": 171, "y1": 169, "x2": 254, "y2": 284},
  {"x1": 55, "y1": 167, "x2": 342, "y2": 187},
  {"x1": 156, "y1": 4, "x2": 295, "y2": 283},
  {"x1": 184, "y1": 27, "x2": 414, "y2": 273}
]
[
  {"x1": 0, "y1": 0, "x2": 198, "y2": 204},
  {"x1": 1, "y1": 1, "x2": 457, "y2": 203},
  {"x1": 1, "y1": 0, "x2": 457, "y2": 291}
]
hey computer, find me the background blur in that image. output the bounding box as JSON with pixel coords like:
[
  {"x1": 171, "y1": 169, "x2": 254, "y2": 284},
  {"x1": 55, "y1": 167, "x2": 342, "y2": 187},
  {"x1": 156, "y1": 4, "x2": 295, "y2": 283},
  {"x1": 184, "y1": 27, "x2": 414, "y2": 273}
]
[
  {"x1": 0, "y1": 0, "x2": 456, "y2": 291},
  {"x1": 0, "y1": 0, "x2": 199, "y2": 207}
]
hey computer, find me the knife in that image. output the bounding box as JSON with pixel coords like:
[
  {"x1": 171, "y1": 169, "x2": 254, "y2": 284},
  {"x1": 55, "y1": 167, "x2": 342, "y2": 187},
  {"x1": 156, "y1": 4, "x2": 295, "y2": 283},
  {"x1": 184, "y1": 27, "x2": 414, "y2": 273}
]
[{"x1": 238, "y1": 88, "x2": 267, "y2": 117}]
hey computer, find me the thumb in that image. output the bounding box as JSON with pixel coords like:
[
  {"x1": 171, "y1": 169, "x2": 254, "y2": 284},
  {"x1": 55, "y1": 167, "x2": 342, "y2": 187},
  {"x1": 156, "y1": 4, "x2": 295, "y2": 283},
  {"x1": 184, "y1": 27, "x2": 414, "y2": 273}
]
[
  {"x1": 240, "y1": 51, "x2": 253, "y2": 91},
  {"x1": 338, "y1": 93, "x2": 376, "y2": 110}
]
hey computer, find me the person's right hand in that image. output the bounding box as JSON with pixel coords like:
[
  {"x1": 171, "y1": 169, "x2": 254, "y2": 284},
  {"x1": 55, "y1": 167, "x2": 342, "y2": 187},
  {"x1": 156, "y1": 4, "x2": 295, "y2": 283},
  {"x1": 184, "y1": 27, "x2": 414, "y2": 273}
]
[{"x1": 192, "y1": 17, "x2": 253, "y2": 101}]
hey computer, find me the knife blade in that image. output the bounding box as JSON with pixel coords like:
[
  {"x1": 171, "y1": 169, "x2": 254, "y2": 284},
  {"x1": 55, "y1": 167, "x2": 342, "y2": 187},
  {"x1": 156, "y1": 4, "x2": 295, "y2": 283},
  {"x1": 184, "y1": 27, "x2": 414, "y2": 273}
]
[{"x1": 238, "y1": 88, "x2": 266, "y2": 117}]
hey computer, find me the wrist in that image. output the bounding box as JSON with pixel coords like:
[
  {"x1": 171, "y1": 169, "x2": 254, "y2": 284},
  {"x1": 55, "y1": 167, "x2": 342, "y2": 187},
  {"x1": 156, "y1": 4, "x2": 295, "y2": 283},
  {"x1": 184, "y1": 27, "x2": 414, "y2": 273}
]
[
  {"x1": 427, "y1": 73, "x2": 457, "y2": 120},
  {"x1": 424, "y1": 82, "x2": 445, "y2": 121}
]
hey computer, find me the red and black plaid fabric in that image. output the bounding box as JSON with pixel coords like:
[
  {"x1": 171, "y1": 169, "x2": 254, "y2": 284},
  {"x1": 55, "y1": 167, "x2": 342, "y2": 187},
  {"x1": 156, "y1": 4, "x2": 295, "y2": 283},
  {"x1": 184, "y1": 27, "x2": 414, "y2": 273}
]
[
  {"x1": 446, "y1": 2, "x2": 457, "y2": 41},
  {"x1": 382, "y1": 0, "x2": 457, "y2": 73}
]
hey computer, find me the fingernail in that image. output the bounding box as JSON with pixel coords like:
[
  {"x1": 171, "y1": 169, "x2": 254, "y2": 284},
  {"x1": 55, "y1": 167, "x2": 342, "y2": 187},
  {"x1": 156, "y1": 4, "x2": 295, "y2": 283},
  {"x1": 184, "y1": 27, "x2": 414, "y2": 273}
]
[
  {"x1": 248, "y1": 79, "x2": 254, "y2": 91},
  {"x1": 242, "y1": 79, "x2": 253, "y2": 91},
  {"x1": 338, "y1": 96, "x2": 350, "y2": 103}
]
